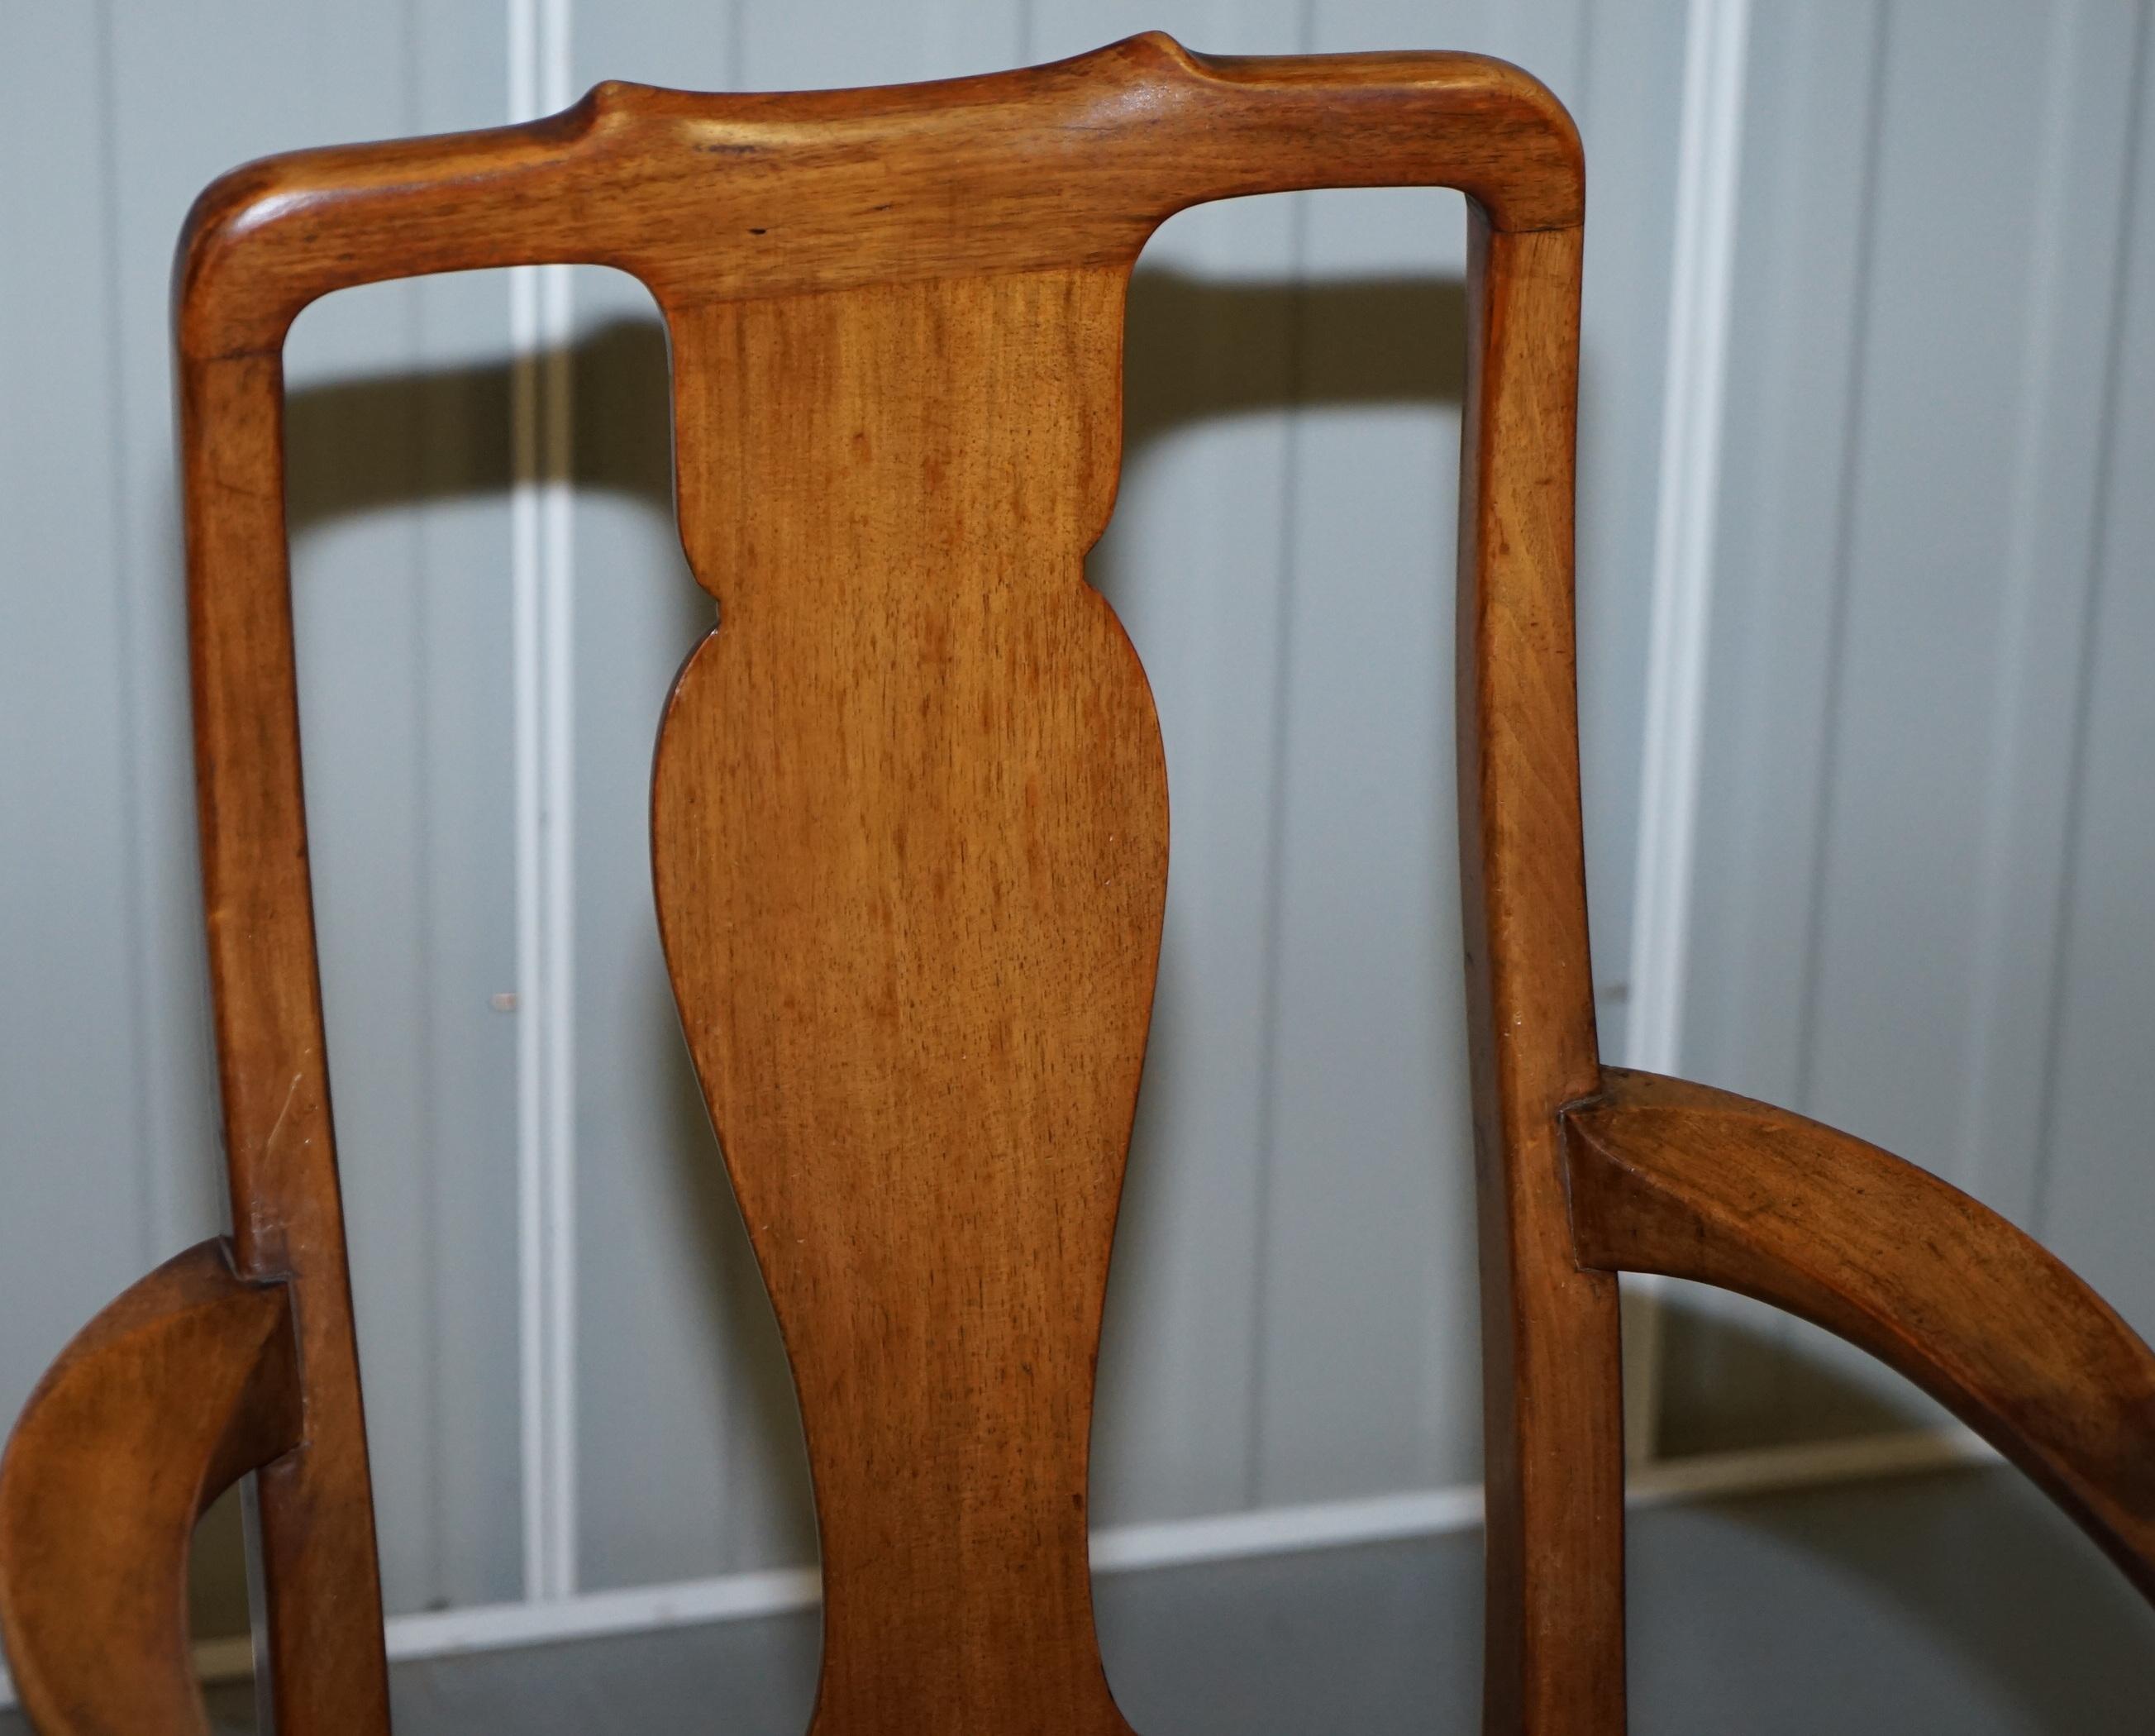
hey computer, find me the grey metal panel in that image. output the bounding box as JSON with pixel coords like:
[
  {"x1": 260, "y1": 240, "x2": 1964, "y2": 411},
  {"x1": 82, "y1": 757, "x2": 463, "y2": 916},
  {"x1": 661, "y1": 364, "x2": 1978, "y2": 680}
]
[
  {"x1": 1671, "y1": 0, "x2": 2153, "y2": 1454},
  {"x1": 1573, "y1": 0, "x2": 1689, "y2": 1069},
  {"x1": 1252, "y1": 157, "x2": 1479, "y2": 1500},
  {"x1": 1805, "y1": 0, "x2": 2119, "y2": 1198},
  {"x1": 1687, "y1": 1, "x2": 1886, "y2": 1117},
  {"x1": 394, "y1": 274, "x2": 530, "y2": 1611},
  {"x1": 1670, "y1": 0, "x2": 1895, "y2": 1455},
  {"x1": 741, "y1": 0, "x2": 1023, "y2": 83},
  {"x1": 288, "y1": 275, "x2": 462, "y2": 1614},
  {"x1": 0, "y1": 0, "x2": 163, "y2": 1444},
  {"x1": 285, "y1": 265, "x2": 528, "y2": 1612},
  {"x1": 1948, "y1": 1, "x2": 2148, "y2": 1231},
  {"x1": 2039, "y1": 5, "x2": 2155, "y2": 1338}
]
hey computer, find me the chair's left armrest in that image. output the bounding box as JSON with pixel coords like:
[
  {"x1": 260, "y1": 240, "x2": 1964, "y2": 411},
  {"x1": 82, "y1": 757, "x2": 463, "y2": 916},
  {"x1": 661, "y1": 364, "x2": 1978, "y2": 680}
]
[{"x1": 0, "y1": 1240, "x2": 300, "y2": 1735}]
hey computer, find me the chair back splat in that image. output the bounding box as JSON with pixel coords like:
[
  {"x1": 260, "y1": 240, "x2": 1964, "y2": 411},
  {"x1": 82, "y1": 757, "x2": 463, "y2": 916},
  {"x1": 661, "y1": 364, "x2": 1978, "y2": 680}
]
[{"x1": 174, "y1": 33, "x2": 1607, "y2": 1735}]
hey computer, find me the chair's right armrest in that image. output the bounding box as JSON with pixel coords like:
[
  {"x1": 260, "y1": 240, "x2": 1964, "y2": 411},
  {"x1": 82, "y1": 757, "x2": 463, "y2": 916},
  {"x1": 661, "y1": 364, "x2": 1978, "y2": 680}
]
[
  {"x1": 0, "y1": 1240, "x2": 300, "y2": 1735},
  {"x1": 1563, "y1": 1069, "x2": 2155, "y2": 1600}
]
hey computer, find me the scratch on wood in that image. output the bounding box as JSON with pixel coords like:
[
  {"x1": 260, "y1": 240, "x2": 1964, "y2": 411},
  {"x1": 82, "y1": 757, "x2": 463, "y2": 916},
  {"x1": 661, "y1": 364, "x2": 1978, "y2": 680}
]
[{"x1": 264, "y1": 1072, "x2": 303, "y2": 1157}]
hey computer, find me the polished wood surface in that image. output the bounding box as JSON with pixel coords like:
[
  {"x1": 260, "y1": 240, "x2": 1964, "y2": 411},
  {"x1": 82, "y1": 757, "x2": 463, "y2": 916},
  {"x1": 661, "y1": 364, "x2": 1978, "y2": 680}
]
[
  {"x1": 0, "y1": 1242, "x2": 298, "y2": 1736},
  {"x1": 1455, "y1": 214, "x2": 1623, "y2": 1729},
  {"x1": 175, "y1": 34, "x2": 1580, "y2": 362},
  {"x1": 1565, "y1": 1068, "x2": 2155, "y2": 1600},
  {"x1": 651, "y1": 269, "x2": 1159, "y2": 1734},
  {"x1": 162, "y1": 33, "x2": 1600, "y2": 1736},
  {"x1": 2, "y1": 26, "x2": 2152, "y2": 1736},
  {"x1": 1457, "y1": 214, "x2": 1620, "y2": 1723}
]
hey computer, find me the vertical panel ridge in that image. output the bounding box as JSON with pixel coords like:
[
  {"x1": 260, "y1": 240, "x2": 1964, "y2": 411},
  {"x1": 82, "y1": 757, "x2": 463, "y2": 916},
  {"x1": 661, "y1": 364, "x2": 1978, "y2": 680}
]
[
  {"x1": 509, "y1": 0, "x2": 581, "y2": 1605},
  {"x1": 1788, "y1": 0, "x2": 1892, "y2": 1117},
  {"x1": 2030, "y1": 0, "x2": 2155, "y2": 1236},
  {"x1": 1962, "y1": 0, "x2": 2151, "y2": 1229},
  {"x1": 1620, "y1": 0, "x2": 1752, "y2": 1462}
]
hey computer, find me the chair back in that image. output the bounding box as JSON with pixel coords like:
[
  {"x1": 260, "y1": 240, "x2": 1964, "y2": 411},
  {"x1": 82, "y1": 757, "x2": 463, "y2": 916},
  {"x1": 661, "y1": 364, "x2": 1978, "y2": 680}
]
[{"x1": 175, "y1": 36, "x2": 1614, "y2": 1732}]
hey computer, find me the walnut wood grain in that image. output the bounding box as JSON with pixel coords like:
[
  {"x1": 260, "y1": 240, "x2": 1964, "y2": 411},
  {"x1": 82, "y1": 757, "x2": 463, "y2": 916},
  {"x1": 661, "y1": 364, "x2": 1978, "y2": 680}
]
[
  {"x1": 157, "y1": 34, "x2": 1598, "y2": 1736},
  {"x1": 0, "y1": 1242, "x2": 298, "y2": 1736},
  {"x1": 179, "y1": 341, "x2": 393, "y2": 1736},
  {"x1": 652, "y1": 267, "x2": 1158, "y2": 1734},
  {"x1": 1565, "y1": 1068, "x2": 2155, "y2": 1600},
  {"x1": 1457, "y1": 214, "x2": 1623, "y2": 1732},
  {"x1": 175, "y1": 34, "x2": 1580, "y2": 361}
]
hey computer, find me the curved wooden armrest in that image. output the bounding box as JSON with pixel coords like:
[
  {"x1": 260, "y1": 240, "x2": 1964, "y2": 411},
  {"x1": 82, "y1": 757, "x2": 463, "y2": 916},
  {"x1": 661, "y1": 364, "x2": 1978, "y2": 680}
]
[
  {"x1": 0, "y1": 1241, "x2": 301, "y2": 1735},
  {"x1": 1563, "y1": 1068, "x2": 2155, "y2": 1600}
]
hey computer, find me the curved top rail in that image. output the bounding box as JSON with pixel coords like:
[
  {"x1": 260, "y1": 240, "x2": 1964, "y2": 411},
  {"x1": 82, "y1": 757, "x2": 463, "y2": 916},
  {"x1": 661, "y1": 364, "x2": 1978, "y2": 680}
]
[{"x1": 175, "y1": 31, "x2": 1580, "y2": 357}]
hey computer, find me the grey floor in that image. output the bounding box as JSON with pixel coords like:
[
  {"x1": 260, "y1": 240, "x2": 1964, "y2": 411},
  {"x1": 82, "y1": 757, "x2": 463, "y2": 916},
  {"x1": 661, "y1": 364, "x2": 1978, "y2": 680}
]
[{"x1": 7, "y1": 1466, "x2": 2151, "y2": 1734}]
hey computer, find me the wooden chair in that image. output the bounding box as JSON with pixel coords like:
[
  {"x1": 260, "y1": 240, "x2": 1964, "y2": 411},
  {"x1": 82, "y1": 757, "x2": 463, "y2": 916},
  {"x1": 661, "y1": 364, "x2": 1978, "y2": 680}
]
[{"x1": 2, "y1": 32, "x2": 2152, "y2": 1735}]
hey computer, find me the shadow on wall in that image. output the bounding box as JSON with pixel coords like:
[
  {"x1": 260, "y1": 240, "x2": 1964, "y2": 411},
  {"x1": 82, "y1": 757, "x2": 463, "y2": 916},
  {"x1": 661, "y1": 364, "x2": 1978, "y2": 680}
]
[
  {"x1": 1119, "y1": 269, "x2": 1466, "y2": 453},
  {"x1": 285, "y1": 319, "x2": 662, "y2": 535},
  {"x1": 284, "y1": 269, "x2": 1472, "y2": 532},
  {"x1": 1631, "y1": 1466, "x2": 2155, "y2": 1734},
  {"x1": 1655, "y1": 1285, "x2": 1934, "y2": 1457}
]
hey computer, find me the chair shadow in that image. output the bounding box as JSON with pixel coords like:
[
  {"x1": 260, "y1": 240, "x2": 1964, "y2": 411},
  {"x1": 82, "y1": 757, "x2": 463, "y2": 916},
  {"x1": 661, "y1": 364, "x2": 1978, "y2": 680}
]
[{"x1": 1091, "y1": 266, "x2": 1466, "y2": 603}]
